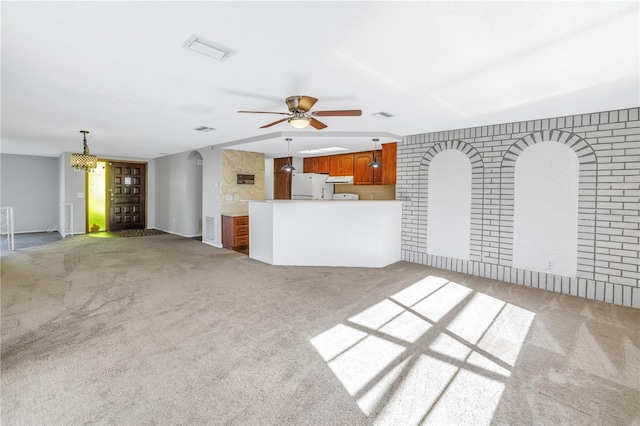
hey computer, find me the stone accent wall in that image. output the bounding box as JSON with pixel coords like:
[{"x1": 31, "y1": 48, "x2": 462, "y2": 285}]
[
  {"x1": 398, "y1": 107, "x2": 640, "y2": 308},
  {"x1": 221, "y1": 149, "x2": 265, "y2": 210}
]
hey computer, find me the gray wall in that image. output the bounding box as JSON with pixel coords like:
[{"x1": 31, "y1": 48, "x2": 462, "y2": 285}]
[
  {"x1": 58, "y1": 152, "x2": 86, "y2": 235},
  {"x1": 398, "y1": 107, "x2": 640, "y2": 308},
  {"x1": 154, "y1": 151, "x2": 203, "y2": 237},
  {"x1": 1, "y1": 154, "x2": 58, "y2": 233},
  {"x1": 1, "y1": 152, "x2": 155, "y2": 235},
  {"x1": 155, "y1": 146, "x2": 221, "y2": 245}
]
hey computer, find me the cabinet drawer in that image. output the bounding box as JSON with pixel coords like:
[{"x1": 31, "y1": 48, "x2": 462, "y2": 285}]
[
  {"x1": 235, "y1": 225, "x2": 249, "y2": 236},
  {"x1": 234, "y1": 216, "x2": 249, "y2": 226},
  {"x1": 234, "y1": 235, "x2": 249, "y2": 247}
]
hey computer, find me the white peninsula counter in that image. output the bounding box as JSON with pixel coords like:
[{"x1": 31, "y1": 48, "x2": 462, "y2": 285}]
[{"x1": 248, "y1": 200, "x2": 403, "y2": 268}]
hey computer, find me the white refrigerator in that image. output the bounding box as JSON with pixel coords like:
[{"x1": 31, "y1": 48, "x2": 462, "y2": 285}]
[{"x1": 291, "y1": 173, "x2": 334, "y2": 200}]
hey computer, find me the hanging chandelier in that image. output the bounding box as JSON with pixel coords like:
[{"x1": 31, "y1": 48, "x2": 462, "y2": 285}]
[{"x1": 70, "y1": 130, "x2": 97, "y2": 172}]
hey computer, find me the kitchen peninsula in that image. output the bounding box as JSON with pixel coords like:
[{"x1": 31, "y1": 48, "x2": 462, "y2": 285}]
[{"x1": 248, "y1": 199, "x2": 403, "y2": 267}]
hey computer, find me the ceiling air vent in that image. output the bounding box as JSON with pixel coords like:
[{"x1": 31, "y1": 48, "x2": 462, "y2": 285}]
[
  {"x1": 195, "y1": 126, "x2": 215, "y2": 132},
  {"x1": 183, "y1": 35, "x2": 234, "y2": 61},
  {"x1": 372, "y1": 111, "x2": 394, "y2": 119}
]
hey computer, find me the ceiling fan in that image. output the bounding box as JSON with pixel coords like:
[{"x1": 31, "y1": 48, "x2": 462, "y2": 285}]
[{"x1": 237, "y1": 95, "x2": 361, "y2": 130}]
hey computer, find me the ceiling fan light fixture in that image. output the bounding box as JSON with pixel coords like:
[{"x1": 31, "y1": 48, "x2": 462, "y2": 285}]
[
  {"x1": 239, "y1": 95, "x2": 361, "y2": 130},
  {"x1": 288, "y1": 116, "x2": 311, "y2": 129}
]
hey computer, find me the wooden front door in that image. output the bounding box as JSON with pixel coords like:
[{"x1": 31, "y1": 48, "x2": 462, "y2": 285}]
[{"x1": 109, "y1": 162, "x2": 146, "y2": 231}]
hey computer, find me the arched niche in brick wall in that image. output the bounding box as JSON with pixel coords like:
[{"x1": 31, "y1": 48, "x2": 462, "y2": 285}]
[
  {"x1": 418, "y1": 140, "x2": 484, "y2": 261},
  {"x1": 513, "y1": 142, "x2": 579, "y2": 276},
  {"x1": 427, "y1": 150, "x2": 472, "y2": 260},
  {"x1": 499, "y1": 130, "x2": 597, "y2": 280}
]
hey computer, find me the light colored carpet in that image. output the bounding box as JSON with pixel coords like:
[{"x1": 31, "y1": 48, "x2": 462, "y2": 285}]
[
  {"x1": 1, "y1": 234, "x2": 639, "y2": 425},
  {"x1": 107, "y1": 228, "x2": 168, "y2": 238}
]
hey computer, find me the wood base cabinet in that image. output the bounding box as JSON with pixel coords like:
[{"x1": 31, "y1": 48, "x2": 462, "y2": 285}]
[{"x1": 222, "y1": 215, "x2": 249, "y2": 253}]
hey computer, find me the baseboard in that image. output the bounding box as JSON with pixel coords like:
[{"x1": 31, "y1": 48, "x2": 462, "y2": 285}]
[
  {"x1": 202, "y1": 240, "x2": 223, "y2": 249},
  {"x1": 153, "y1": 228, "x2": 202, "y2": 239},
  {"x1": 14, "y1": 229, "x2": 62, "y2": 235}
]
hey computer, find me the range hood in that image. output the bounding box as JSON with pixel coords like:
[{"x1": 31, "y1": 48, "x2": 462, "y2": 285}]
[{"x1": 325, "y1": 176, "x2": 354, "y2": 184}]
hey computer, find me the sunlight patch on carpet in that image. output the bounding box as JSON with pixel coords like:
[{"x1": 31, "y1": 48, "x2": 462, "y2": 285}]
[
  {"x1": 310, "y1": 274, "x2": 536, "y2": 425},
  {"x1": 88, "y1": 232, "x2": 117, "y2": 239}
]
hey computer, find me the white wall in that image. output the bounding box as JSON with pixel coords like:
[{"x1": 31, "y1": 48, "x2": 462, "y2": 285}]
[
  {"x1": 292, "y1": 156, "x2": 303, "y2": 171},
  {"x1": 0, "y1": 154, "x2": 58, "y2": 233},
  {"x1": 186, "y1": 152, "x2": 203, "y2": 236},
  {"x1": 264, "y1": 158, "x2": 274, "y2": 200},
  {"x1": 202, "y1": 146, "x2": 222, "y2": 247},
  {"x1": 427, "y1": 150, "x2": 472, "y2": 260},
  {"x1": 513, "y1": 142, "x2": 579, "y2": 276}
]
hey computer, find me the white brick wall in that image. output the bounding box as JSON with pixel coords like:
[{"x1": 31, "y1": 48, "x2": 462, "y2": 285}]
[{"x1": 398, "y1": 107, "x2": 640, "y2": 309}]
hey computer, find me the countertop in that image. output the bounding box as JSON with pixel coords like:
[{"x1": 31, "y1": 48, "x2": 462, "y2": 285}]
[{"x1": 247, "y1": 199, "x2": 411, "y2": 204}]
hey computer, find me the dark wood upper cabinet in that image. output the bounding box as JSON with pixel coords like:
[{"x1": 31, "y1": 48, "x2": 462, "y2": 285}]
[
  {"x1": 303, "y1": 156, "x2": 329, "y2": 174},
  {"x1": 353, "y1": 151, "x2": 384, "y2": 185},
  {"x1": 354, "y1": 152, "x2": 374, "y2": 185},
  {"x1": 329, "y1": 154, "x2": 354, "y2": 176},
  {"x1": 381, "y1": 142, "x2": 397, "y2": 185},
  {"x1": 373, "y1": 149, "x2": 383, "y2": 185},
  {"x1": 274, "y1": 157, "x2": 292, "y2": 199},
  {"x1": 295, "y1": 142, "x2": 396, "y2": 186},
  {"x1": 303, "y1": 157, "x2": 314, "y2": 173}
]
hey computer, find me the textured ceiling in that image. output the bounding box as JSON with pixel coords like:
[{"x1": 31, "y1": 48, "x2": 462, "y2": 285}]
[{"x1": 1, "y1": 1, "x2": 638, "y2": 159}]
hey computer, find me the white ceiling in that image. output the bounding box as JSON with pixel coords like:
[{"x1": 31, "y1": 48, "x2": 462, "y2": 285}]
[{"x1": 2, "y1": 1, "x2": 638, "y2": 160}]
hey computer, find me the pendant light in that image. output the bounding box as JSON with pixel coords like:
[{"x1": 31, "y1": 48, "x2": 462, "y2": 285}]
[
  {"x1": 70, "y1": 130, "x2": 98, "y2": 172},
  {"x1": 368, "y1": 138, "x2": 381, "y2": 168},
  {"x1": 281, "y1": 138, "x2": 295, "y2": 172}
]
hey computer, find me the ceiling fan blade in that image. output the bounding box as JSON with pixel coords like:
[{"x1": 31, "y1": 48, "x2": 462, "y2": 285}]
[
  {"x1": 312, "y1": 110, "x2": 362, "y2": 117},
  {"x1": 310, "y1": 117, "x2": 327, "y2": 130},
  {"x1": 260, "y1": 118, "x2": 289, "y2": 128},
  {"x1": 238, "y1": 110, "x2": 291, "y2": 115},
  {"x1": 297, "y1": 96, "x2": 318, "y2": 112}
]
